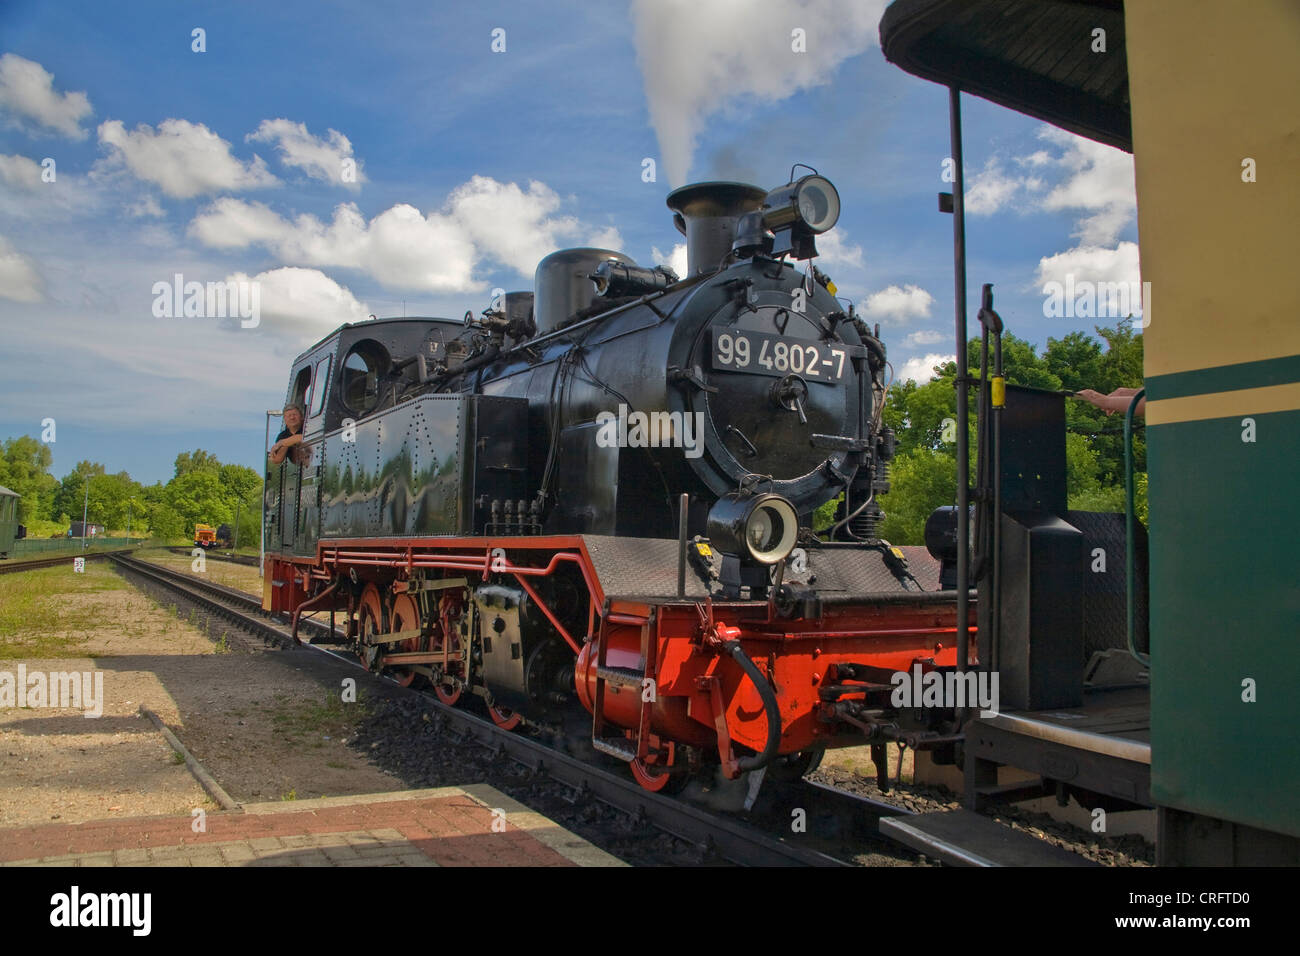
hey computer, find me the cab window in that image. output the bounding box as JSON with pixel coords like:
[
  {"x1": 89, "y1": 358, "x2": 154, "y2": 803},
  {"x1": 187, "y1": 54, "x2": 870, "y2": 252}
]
[
  {"x1": 309, "y1": 356, "x2": 330, "y2": 418},
  {"x1": 290, "y1": 365, "x2": 312, "y2": 410},
  {"x1": 340, "y1": 340, "x2": 391, "y2": 415}
]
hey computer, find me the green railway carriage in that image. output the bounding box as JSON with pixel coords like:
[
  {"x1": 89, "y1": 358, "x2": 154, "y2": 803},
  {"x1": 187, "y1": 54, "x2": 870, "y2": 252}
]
[
  {"x1": 0, "y1": 485, "x2": 22, "y2": 558},
  {"x1": 882, "y1": 0, "x2": 1299, "y2": 864},
  {"x1": 1125, "y1": 0, "x2": 1300, "y2": 864}
]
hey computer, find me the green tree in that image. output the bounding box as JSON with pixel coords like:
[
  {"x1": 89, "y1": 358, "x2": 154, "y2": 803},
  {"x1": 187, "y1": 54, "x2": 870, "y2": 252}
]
[
  {"x1": 52, "y1": 462, "x2": 106, "y2": 528},
  {"x1": 166, "y1": 469, "x2": 230, "y2": 531},
  {"x1": 218, "y1": 463, "x2": 259, "y2": 502},
  {"x1": 174, "y1": 449, "x2": 220, "y2": 478},
  {"x1": 0, "y1": 435, "x2": 57, "y2": 522},
  {"x1": 878, "y1": 324, "x2": 1147, "y2": 543},
  {"x1": 233, "y1": 488, "x2": 262, "y2": 548},
  {"x1": 148, "y1": 502, "x2": 185, "y2": 539},
  {"x1": 877, "y1": 448, "x2": 957, "y2": 545}
]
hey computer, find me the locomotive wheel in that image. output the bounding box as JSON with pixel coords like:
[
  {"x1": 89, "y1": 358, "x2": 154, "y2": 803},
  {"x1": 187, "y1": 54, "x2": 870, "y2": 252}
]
[
  {"x1": 433, "y1": 682, "x2": 462, "y2": 706},
  {"x1": 765, "y1": 749, "x2": 825, "y2": 783},
  {"x1": 386, "y1": 592, "x2": 422, "y2": 688},
  {"x1": 629, "y1": 743, "x2": 690, "y2": 794},
  {"x1": 630, "y1": 758, "x2": 677, "y2": 793},
  {"x1": 356, "y1": 584, "x2": 385, "y2": 672},
  {"x1": 486, "y1": 703, "x2": 522, "y2": 731}
]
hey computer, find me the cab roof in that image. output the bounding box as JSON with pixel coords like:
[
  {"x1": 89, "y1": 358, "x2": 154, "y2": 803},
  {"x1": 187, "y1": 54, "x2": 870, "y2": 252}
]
[{"x1": 295, "y1": 316, "x2": 460, "y2": 364}]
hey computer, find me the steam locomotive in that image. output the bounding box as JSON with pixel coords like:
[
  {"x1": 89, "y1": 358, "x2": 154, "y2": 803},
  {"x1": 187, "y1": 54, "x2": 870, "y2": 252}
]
[{"x1": 263, "y1": 173, "x2": 969, "y2": 791}]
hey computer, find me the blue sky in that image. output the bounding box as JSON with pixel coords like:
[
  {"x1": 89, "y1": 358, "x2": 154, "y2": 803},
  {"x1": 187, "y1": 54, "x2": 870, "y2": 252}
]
[{"x1": 0, "y1": 0, "x2": 1141, "y2": 486}]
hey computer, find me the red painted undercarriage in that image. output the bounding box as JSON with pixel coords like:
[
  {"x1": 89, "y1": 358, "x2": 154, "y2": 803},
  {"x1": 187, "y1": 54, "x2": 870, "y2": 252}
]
[{"x1": 264, "y1": 535, "x2": 973, "y2": 792}]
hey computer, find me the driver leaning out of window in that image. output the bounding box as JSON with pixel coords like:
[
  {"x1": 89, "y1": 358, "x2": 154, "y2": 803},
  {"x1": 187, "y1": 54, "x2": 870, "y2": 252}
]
[{"x1": 269, "y1": 404, "x2": 311, "y2": 466}]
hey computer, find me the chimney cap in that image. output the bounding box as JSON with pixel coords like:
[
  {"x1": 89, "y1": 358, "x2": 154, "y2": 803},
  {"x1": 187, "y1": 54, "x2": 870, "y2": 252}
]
[{"x1": 666, "y1": 181, "x2": 767, "y2": 225}]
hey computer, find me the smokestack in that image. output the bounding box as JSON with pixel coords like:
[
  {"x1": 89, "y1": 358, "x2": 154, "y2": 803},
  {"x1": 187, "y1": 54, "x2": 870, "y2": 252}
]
[{"x1": 666, "y1": 181, "x2": 767, "y2": 277}]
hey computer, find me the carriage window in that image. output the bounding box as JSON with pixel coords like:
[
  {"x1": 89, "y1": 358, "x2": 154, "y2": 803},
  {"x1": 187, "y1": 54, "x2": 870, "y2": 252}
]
[
  {"x1": 340, "y1": 341, "x2": 390, "y2": 415},
  {"x1": 309, "y1": 356, "x2": 330, "y2": 418},
  {"x1": 290, "y1": 365, "x2": 312, "y2": 411}
]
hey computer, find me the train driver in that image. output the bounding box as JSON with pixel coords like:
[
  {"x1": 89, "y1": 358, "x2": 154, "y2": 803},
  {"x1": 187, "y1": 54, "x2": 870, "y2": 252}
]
[{"x1": 269, "y1": 404, "x2": 309, "y2": 466}]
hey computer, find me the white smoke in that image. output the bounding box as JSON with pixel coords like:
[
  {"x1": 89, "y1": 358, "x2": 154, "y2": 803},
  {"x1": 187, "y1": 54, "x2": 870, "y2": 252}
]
[{"x1": 631, "y1": 0, "x2": 888, "y2": 187}]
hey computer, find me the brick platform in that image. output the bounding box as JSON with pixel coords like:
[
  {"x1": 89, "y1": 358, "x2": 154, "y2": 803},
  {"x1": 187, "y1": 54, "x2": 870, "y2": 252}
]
[{"x1": 0, "y1": 785, "x2": 624, "y2": 867}]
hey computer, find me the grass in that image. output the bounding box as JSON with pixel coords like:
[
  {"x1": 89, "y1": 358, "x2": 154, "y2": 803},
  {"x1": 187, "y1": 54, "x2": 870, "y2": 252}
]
[
  {"x1": 267, "y1": 691, "x2": 370, "y2": 744},
  {"x1": 0, "y1": 563, "x2": 129, "y2": 658},
  {"x1": 171, "y1": 751, "x2": 186, "y2": 765}
]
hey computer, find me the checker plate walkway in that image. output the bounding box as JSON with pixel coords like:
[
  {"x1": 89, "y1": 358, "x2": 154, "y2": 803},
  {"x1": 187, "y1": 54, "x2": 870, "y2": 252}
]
[{"x1": 0, "y1": 786, "x2": 624, "y2": 867}]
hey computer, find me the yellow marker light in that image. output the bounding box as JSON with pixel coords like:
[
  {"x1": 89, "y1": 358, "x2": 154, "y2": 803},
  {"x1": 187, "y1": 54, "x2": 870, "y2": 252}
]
[
  {"x1": 890, "y1": 547, "x2": 905, "y2": 561},
  {"x1": 826, "y1": 280, "x2": 837, "y2": 295},
  {"x1": 992, "y1": 376, "x2": 1006, "y2": 408},
  {"x1": 695, "y1": 543, "x2": 713, "y2": 559}
]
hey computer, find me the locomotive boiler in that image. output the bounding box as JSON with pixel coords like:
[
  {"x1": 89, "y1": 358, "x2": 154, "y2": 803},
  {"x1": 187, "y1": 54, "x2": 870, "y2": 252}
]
[{"x1": 264, "y1": 172, "x2": 970, "y2": 791}]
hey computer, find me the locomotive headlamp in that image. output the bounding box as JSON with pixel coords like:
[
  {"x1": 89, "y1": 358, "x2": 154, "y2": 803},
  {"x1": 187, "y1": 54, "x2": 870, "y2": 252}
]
[
  {"x1": 707, "y1": 492, "x2": 799, "y2": 566},
  {"x1": 762, "y1": 175, "x2": 841, "y2": 235}
]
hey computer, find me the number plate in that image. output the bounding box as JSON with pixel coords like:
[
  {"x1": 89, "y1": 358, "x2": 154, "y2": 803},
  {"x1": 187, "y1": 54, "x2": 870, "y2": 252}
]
[{"x1": 710, "y1": 329, "x2": 848, "y2": 382}]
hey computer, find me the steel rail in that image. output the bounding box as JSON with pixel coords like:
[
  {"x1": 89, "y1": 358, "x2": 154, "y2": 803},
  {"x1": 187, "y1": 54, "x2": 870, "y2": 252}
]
[{"x1": 166, "y1": 546, "x2": 260, "y2": 567}]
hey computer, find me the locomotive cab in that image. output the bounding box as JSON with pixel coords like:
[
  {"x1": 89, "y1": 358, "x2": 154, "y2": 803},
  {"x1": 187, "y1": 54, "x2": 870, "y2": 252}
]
[{"x1": 265, "y1": 317, "x2": 468, "y2": 558}]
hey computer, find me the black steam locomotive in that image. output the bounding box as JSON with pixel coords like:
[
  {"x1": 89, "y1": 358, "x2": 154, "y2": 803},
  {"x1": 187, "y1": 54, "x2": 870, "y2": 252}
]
[{"x1": 264, "y1": 174, "x2": 952, "y2": 791}]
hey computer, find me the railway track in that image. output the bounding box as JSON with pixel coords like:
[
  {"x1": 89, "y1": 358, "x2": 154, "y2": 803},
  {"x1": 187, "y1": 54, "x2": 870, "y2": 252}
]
[
  {"x1": 109, "y1": 551, "x2": 917, "y2": 867},
  {"x1": 166, "y1": 546, "x2": 260, "y2": 566},
  {"x1": 0, "y1": 548, "x2": 135, "y2": 576}
]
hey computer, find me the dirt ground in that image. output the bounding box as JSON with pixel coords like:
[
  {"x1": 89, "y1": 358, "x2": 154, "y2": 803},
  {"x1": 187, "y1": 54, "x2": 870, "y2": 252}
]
[
  {"x1": 819, "y1": 741, "x2": 915, "y2": 782},
  {"x1": 0, "y1": 561, "x2": 404, "y2": 833},
  {"x1": 135, "y1": 547, "x2": 263, "y2": 596}
]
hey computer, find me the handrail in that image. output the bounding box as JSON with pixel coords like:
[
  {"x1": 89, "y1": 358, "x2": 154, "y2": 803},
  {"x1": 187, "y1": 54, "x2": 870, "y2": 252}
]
[{"x1": 1125, "y1": 389, "x2": 1149, "y2": 665}]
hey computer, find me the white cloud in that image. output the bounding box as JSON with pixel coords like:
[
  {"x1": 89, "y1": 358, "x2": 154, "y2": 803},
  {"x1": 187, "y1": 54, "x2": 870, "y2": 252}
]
[
  {"x1": 898, "y1": 352, "x2": 955, "y2": 384},
  {"x1": 0, "y1": 54, "x2": 93, "y2": 139},
  {"x1": 814, "y1": 228, "x2": 865, "y2": 270},
  {"x1": 1018, "y1": 150, "x2": 1052, "y2": 167},
  {"x1": 631, "y1": 0, "x2": 888, "y2": 186},
  {"x1": 447, "y1": 176, "x2": 586, "y2": 276},
  {"x1": 964, "y1": 158, "x2": 1022, "y2": 215},
  {"x1": 1036, "y1": 127, "x2": 1136, "y2": 246},
  {"x1": 0, "y1": 235, "x2": 45, "y2": 302},
  {"x1": 190, "y1": 199, "x2": 477, "y2": 294},
  {"x1": 0, "y1": 158, "x2": 99, "y2": 221},
  {"x1": 588, "y1": 225, "x2": 624, "y2": 251},
  {"x1": 905, "y1": 329, "x2": 944, "y2": 346},
  {"x1": 190, "y1": 175, "x2": 614, "y2": 293},
  {"x1": 651, "y1": 243, "x2": 688, "y2": 279},
  {"x1": 240, "y1": 266, "x2": 370, "y2": 332},
  {"x1": 1036, "y1": 240, "x2": 1141, "y2": 289},
  {"x1": 1014, "y1": 127, "x2": 1139, "y2": 296},
  {"x1": 98, "y1": 118, "x2": 280, "y2": 199},
  {"x1": 126, "y1": 195, "x2": 165, "y2": 218},
  {"x1": 247, "y1": 119, "x2": 366, "y2": 189},
  {"x1": 0, "y1": 153, "x2": 43, "y2": 190},
  {"x1": 862, "y1": 283, "x2": 933, "y2": 322},
  {"x1": 189, "y1": 197, "x2": 297, "y2": 248}
]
